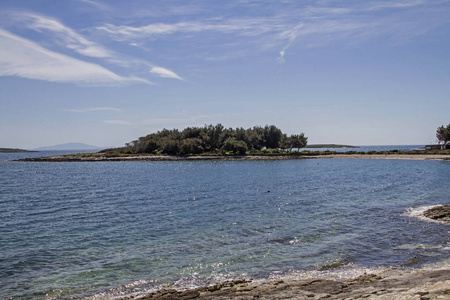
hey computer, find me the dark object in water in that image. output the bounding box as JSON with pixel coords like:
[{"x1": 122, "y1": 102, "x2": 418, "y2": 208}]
[{"x1": 423, "y1": 205, "x2": 450, "y2": 224}]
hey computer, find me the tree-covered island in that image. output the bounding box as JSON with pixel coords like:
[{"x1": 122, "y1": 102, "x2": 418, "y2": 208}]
[
  {"x1": 17, "y1": 123, "x2": 450, "y2": 162},
  {"x1": 101, "y1": 124, "x2": 307, "y2": 156}
]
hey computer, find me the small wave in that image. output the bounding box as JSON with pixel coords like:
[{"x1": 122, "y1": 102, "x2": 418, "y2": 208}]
[
  {"x1": 394, "y1": 243, "x2": 442, "y2": 250},
  {"x1": 265, "y1": 263, "x2": 390, "y2": 282}
]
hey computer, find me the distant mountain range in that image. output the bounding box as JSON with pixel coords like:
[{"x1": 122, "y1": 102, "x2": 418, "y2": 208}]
[{"x1": 32, "y1": 143, "x2": 105, "y2": 151}]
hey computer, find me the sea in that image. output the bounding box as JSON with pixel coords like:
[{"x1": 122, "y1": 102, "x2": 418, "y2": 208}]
[{"x1": 1, "y1": 145, "x2": 449, "y2": 299}]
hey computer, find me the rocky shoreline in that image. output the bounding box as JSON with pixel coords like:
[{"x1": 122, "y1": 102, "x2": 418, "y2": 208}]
[
  {"x1": 112, "y1": 206, "x2": 450, "y2": 300},
  {"x1": 17, "y1": 153, "x2": 450, "y2": 162},
  {"x1": 119, "y1": 268, "x2": 449, "y2": 299},
  {"x1": 117, "y1": 263, "x2": 450, "y2": 300}
]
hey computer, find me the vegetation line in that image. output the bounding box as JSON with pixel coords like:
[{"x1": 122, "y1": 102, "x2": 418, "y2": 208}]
[{"x1": 100, "y1": 124, "x2": 307, "y2": 156}]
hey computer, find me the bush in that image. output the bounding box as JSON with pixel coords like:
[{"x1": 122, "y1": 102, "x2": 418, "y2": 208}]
[
  {"x1": 162, "y1": 140, "x2": 179, "y2": 155},
  {"x1": 222, "y1": 138, "x2": 248, "y2": 155},
  {"x1": 180, "y1": 138, "x2": 204, "y2": 155}
]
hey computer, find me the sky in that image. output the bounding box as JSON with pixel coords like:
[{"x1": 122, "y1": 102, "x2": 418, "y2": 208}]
[{"x1": 1, "y1": 0, "x2": 449, "y2": 149}]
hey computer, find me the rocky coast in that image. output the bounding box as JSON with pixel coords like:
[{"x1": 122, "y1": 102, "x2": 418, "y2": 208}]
[
  {"x1": 121, "y1": 267, "x2": 449, "y2": 299},
  {"x1": 114, "y1": 206, "x2": 450, "y2": 300}
]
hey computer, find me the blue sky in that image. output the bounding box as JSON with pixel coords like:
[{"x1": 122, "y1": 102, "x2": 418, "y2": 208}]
[{"x1": 1, "y1": 0, "x2": 449, "y2": 148}]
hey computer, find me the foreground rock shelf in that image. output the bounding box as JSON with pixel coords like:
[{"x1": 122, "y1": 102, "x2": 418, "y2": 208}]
[{"x1": 120, "y1": 268, "x2": 450, "y2": 299}]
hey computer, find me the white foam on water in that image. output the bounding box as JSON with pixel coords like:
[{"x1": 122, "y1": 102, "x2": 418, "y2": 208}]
[{"x1": 265, "y1": 263, "x2": 391, "y2": 282}]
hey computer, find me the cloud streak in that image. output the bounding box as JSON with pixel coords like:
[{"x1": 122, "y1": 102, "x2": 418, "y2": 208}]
[
  {"x1": 66, "y1": 107, "x2": 123, "y2": 113},
  {"x1": 0, "y1": 28, "x2": 148, "y2": 85},
  {"x1": 96, "y1": 18, "x2": 283, "y2": 40},
  {"x1": 25, "y1": 13, "x2": 112, "y2": 58},
  {"x1": 93, "y1": 0, "x2": 449, "y2": 62},
  {"x1": 5, "y1": 12, "x2": 181, "y2": 82}
]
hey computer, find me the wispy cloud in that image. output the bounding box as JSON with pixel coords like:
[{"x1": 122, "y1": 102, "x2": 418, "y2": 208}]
[
  {"x1": 5, "y1": 12, "x2": 180, "y2": 82},
  {"x1": 150, "y1": 67, "x2": 183, "y2": 80},
  {"x1": 66, "y1": 107, "x2": 123, "y2": 113},
  {"x1": 0, "y1": 28, "x2": 147, "y2": 85},
  {"x1": 102, "y1": 120, "x2": 134, "y2": 126},
  {"x1": 93, "y1": 0, "x2": 449, "y2": 63},
  {"x1": 24, "y1": 13, "x2": 112, "y2": 58},
  {"x1": 363, "y1": 0, "x2": 426, "y2": 11},
  {"x1": 96, "y1": 19, "x2": 281, "y2": 41},
  {"x1": 78, "y1": 0, "x2": 111, "y2": 12}
]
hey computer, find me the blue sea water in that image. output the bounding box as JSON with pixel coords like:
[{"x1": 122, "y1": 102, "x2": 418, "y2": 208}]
[{"x1": 0, "y1": 147, "x2": 449, "y2": 299}]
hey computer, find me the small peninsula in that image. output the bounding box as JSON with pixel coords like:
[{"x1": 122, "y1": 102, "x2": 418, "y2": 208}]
[{"x1": 0, "y1": 148, "x2": 31, "y2": 153}]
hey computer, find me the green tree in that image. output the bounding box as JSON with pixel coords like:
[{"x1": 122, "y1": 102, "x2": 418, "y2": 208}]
[
  {"x1": 180, "y1": 138, "x2": 204, "y2": 155},
  {"x1": 161, "y1": 139, "x2": 179, "y2": 155},
  {"x1": 436, "y1": 124, "x2": 450, "y2": 146},
  {"x1": 247, "y1": 126, "x2": 265, "y2": 150},
  {"x1": 205, "y1": 124, "x2": 224, "y2": 150},
  {"x1": 287, "y1": 133, "x2": 308, "y2": 151},
  {"x1": 143, "y1": 138, "x2": 159, "y2": 154},
  {"x1": 218, "y1": 128, "x2": 235, "y2": 146},
  {"x1": 264, "y1": 125, "x2": 282, "y2": 149},
  {"x1": 222, "y1": 137, "x2": 248, "y2": 155}
]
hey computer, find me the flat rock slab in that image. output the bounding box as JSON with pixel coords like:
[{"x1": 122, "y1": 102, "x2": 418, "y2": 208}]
[{"x1": 124, "y1": 269, "x2": 450, "y2": 299}]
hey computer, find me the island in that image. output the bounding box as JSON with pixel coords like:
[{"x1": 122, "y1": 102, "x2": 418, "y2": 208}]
[{"x1": 16, "y1": 123, "x2": 450, "y2": 162}]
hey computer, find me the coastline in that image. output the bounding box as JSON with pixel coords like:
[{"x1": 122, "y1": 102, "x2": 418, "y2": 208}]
[
  {"x1": 16, "y1": 153, "x2": 450, "y2": 162},
  {"x1": 106, "y1": 206, "x2": 450, "y2": 300},
  {"x1": 116, "y1": 264, "x2": 449, "y2": 299},
  {"x1": 9, "y1": 151, "x2": 450, "y2": 299}
]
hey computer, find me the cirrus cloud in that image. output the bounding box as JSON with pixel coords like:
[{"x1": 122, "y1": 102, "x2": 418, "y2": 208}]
[{"x1": 0, "y1": 28, "x2": 150, "y2": 85}]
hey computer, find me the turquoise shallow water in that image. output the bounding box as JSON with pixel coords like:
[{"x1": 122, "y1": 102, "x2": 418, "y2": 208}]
[{"x1": 0, "y1": 150, "x2": 449, "y2": 299}]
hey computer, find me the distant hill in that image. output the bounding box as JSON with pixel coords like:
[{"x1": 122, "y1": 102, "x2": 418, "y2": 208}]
[{"x1": 33, "y1": 143, "x2": 104, "y2": 151}]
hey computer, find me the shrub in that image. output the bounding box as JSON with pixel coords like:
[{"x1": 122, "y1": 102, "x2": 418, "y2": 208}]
[{"x1": 222, "y1": 138, "x2": 248, "y2": 155}]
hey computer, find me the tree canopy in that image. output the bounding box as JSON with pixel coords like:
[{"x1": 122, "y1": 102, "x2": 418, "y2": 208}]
[
  {"x1": 104, "y1": 124, "x2": 307, "y2": 156},
  {"x1": 436, "y1": 124, "x2": 450, "y2": 145}
]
